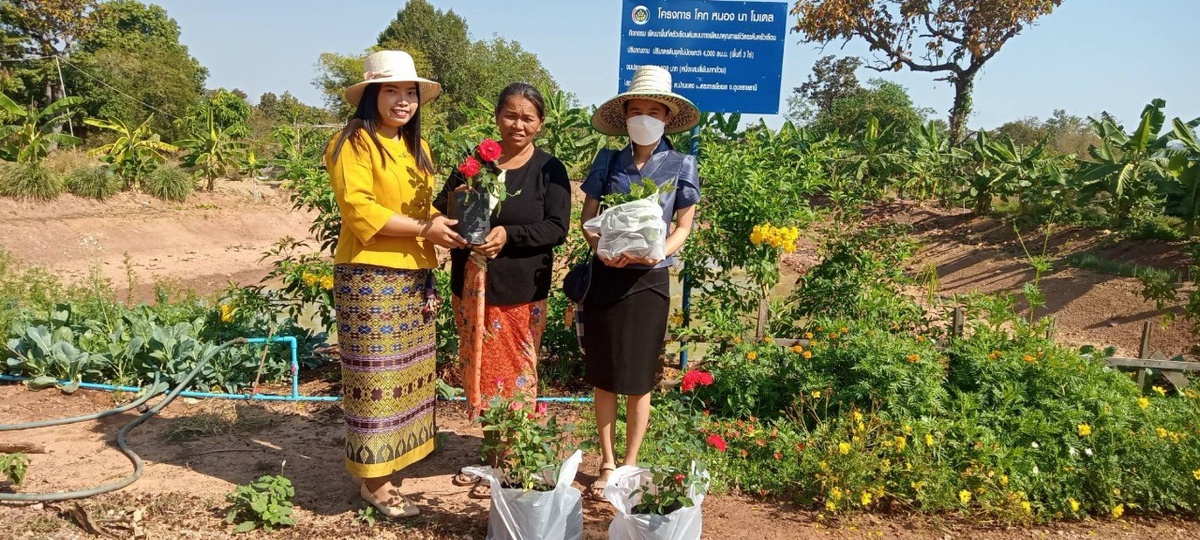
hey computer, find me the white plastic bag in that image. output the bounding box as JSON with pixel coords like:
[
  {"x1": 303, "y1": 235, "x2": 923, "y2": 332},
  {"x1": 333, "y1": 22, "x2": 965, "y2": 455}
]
[
  {"x1": 604, "y1": 462, "x2": 709, "y2": 540},
  {"x1": 584, "y1": 198, "x2": 667, "y2": 262},
  {"x1": 463, "y1": 450, "x2": 584, "y2": 540}
]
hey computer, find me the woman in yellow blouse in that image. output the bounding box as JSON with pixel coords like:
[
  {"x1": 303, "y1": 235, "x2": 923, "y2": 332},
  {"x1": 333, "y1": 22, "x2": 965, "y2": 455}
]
[{"x1": 326, "y1": 50, "x2": 466, "y2": 518}]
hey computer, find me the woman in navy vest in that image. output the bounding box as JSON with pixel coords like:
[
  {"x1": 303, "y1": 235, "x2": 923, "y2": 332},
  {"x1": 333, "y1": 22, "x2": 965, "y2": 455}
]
[{"x1": 578, "y1": 65, "x2": 701, "y2": 500}]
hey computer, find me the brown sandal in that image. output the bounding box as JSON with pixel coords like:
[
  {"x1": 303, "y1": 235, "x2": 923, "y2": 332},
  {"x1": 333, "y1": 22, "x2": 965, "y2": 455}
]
[
  {"x1": 468, "y1": 479, "x2": 492, "y2": 499},
  {"x1": 587, "y1": 464, "x2": 616, "y2": 502},
  {"x1": 451, "y1": 471, "x2": 479, "y2": 487}
]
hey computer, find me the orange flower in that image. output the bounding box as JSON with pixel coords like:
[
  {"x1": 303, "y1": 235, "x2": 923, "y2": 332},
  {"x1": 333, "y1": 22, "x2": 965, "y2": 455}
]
[
  {"x1": 773, "y1": 452, "x2": 783, "y2": 460},
  {"x1": 792, "y1": 345, "x2": 804, "y2": 354},
  {"x1": 803, "y1": 351, "x2": 813, "y2": 359},
  {"x1": 740, "y1": 449, "x2": 749, "y2": 458},
  {"x1": 746, "y1": 351, "x2": 758, "y2": 361},
  {"x1": 906, "y1": 354, "x2": 920, "y2": 363}
]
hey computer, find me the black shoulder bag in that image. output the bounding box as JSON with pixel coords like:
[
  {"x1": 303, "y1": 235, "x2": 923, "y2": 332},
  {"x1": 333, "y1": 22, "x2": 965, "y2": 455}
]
[{"x1": 562, "y1": 150, "x2": 620, "y2": 303}]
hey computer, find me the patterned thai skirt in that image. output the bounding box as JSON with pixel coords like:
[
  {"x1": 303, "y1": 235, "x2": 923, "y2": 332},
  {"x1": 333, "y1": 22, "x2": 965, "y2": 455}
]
[
  {"x1": 452, "y1": 254, "x2": 547, "y2": 417},
  {"x1": 334, "y1": 264, "x2": 437, "y2": 479}
]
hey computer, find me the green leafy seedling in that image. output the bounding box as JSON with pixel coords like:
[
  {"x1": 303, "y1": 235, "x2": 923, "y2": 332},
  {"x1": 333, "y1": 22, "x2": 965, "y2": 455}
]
[{"x1": 225, "y1": 473, "x2": 296, "y2": 533}]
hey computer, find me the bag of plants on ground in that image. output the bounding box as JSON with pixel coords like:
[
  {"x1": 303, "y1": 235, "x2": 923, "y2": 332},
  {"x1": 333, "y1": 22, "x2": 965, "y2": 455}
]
[
  {"x1": 583, "y1": 197, "x2": 666, "y2": 262},
  {"x1": 604, "y1": 462, "x2": 709, "y2": 540},
  {"x1": 463, "y1": 450, "x2": 584, "y2": 540}
]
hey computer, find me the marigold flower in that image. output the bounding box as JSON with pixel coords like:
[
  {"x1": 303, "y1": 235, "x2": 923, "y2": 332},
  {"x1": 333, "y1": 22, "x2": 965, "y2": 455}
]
[
  {"x1": 1112, "y1": 503, "x2": 1124, "y2": 518},
  {"x1": 1077, "y1": 424, "x2": 1092, "y2": 437},
  {"x1": 860, "y1": 491, "x2": 872, "y2": 506},
  {"x1": 320, "y1": 276, "x2": 334, "y2": 290},
  {"x1": 302, "y1": 272, "x2": 318, "y2": 287},
  {"x1": 830, "y1": 486, "x2": 842, "y2": 500},
  {"x1": 1023, "y1": 354, "x2": 1036, "y2": 363},
  {"x1": 958, "y1": 490, "x2": 972, "y2": 505},
  {"x1": 1193, "y1": 469, "x2": 1200, "y2": 480},
  {"x1": 792, "y1": 345, "x2": 804, "y2": 354},
  {"x1": 803, "y1": 351, "x2": 813, "y2": 359},
  {"x1": 1153, "y1": 385, "x2": 1167, "y2": 397},
  {"x1": 733, "y1": 336, "x2": 742, "y2": 344},
  {"x1": 811, "y1": 390, "x2": 822, "y2": 399},
  {"x1": 925, "y1": 433, "x2": 935, "y2": 446},
  {"x1": 1021, "y1": 501, "x2": 1032, "y2": 513},
  {"x1": 840, "y1": 327, "x2": 848, "y2": 334},
  {"x1": 740, "y1": 449, "x2": 749, "y2": 457},
  {"x1": 894, "y1": 436, "x2": 906, "y2": 452},
  {"x1": 1157, "y1": 427, "x2": 1169, "y2": 438},
  {"x1": 219, "y1": 304, "x2": 234, "y2": 323},
  {"x1": 804, "y1": 332, "x2": 813, "y2": 339},
  {"x1": 1138, "y1": 397, "x2": 1150, "y2": 410},
  {"x1": 838, "y1": 442, "x2": 851, "y2": 455},
  {"x1": 746, "y1": 351, "x2": 758, "y2": 361},
  {"x1": 773, "y1": 452, "x2": 782, "y2": 460},
  {"x1": 906, "y1": 354, "x2": 920, "y2": 363},
  {"x1": 756, "y1": 439, "x2": 766, "y2": 447},
  {"x1": 825, "y1": 500, "x2": 837, "y2": 511},
  {"x1": 999, "y1": 475, "x2": 1008, "y2": 486},
  {"x1": 1069, "y1": 498, "x2": 1080, "y2": 512}
]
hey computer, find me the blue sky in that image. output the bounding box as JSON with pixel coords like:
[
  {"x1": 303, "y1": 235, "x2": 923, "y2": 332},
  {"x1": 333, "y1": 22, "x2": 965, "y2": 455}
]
[{"x1": 155, "y1": 0, "x2": 1198, "y2": 129}]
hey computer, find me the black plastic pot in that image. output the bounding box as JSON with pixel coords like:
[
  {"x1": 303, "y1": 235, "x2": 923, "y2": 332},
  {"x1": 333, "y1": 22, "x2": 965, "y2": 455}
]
[{"x1": 450, "y1": 188, "x2": 491, "y2": 245}]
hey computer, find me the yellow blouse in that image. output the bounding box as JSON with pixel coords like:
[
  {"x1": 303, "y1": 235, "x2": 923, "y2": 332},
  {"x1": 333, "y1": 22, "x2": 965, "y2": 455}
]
[{"x1": 326, "y1": 132, "x2": 439, "y2": 269}]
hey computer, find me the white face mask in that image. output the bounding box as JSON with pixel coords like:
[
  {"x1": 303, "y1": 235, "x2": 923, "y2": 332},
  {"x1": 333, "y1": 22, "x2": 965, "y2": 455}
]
[{"x1": 626, "y1": 115, "x2": 665, "y2": 146}]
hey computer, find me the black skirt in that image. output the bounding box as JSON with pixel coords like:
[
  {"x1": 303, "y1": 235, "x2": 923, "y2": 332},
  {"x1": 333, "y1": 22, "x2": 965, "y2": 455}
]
[{"x1": 581, "y1": 261, "x2": 669, "y2": 395}]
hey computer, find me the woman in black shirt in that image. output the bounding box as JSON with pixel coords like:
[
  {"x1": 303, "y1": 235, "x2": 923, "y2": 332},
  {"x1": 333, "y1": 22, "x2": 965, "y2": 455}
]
[{"x1": 433, "y1": 83, "x2": 570, "y2": 495}]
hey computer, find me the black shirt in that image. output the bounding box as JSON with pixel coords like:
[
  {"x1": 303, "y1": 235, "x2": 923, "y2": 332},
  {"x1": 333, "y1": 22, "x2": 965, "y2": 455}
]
[{"x1": 433, "y1": 147, "x2": 571, "y2": 306}]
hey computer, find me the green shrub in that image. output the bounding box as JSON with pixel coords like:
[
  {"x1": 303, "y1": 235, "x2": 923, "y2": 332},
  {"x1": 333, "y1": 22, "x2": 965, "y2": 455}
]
[
  {"x1": 225, "y1": 474, "x2": 295, "y2": 533},
  {"x1": 0, "y1": 453, "x2": 28, "y2": 488},
  {"x1": 65, "y1": 165, "x2": 121, "y2": 200},
  {"x1": 0, "y1": 161, "x2": 63, "y2": 201},
  {"x1": 143, "y1": 165, "x2": 194, "y2": 202}
]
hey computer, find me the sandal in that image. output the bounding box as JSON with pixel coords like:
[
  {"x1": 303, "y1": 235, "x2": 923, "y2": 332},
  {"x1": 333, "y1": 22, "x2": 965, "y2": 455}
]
[
  {"x1": 451, "y1": 470, "x2": 479, "y2": 487},
  {"x1": 587, "y1": 464, "x2": 616, "y2": 502},
  {"x1": 467, "y1": 480, "x2": 492, "y2": 499},
  {"x1": 360, "y1": 483, "x2": 420, "y2": 518}
]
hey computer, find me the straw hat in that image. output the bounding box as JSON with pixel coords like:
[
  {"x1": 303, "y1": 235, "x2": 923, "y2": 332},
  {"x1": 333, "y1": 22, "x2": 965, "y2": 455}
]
[
  {"x1": 592, "y1": 65, "x2": 700, "y2": 136},
  {"x1": 344, "y1": 50, "x2": 441, "y2": 107}
]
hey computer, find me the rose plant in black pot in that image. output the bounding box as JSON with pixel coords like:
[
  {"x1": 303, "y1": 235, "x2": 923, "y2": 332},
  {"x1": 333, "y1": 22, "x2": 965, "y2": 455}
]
[{"x1": 451, "y1": 138, "x2": 516, "y2": 245}]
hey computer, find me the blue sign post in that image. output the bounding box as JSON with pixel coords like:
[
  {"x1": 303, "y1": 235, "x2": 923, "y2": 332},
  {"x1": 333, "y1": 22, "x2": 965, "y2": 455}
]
[
  {"x1": 619, "y1": 0, "x2": 788, "y2": 114},
  {"x1": 618, "y1": 1, "x2": 787, "y2": 369}
]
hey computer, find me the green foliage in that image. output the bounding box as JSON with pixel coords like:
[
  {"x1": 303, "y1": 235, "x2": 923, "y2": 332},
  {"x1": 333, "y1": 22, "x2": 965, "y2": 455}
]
[
  {"x1": 631, "y1": 464, "x2": 705, "y2": 515},
  {"x1": 603, "y1": 178, "x2": 674, "y2": 207},
  {"x1": 0, "y1": 93, "x2": 82, "y2": 162},
  {"x1": 64, "y1": 165, "x2": 120, "y2": 199},
  {"x1": 0, "y1": 453, "x2": 28, "y2": 489},
  {"x1": 476, "y1": 393, "x2": 574, "y2": 491},
  {"x1": 178, "y1": 88, "x2": 251, "y2": 139},
  {"x1": 85, "y1": 115, "x2": 178, "y2": 189},
  {"x1": 273, "y1": 125, "x2": 339, "y2": 254},
  {"x1": 225, "y1": 474, "x2": 296, "y2": 533},
  {"x1": 0, "y1": 160, "x2": 63, "y2": 201},
  {"x1": 789, "y1": 224, "x2": 921, "y2": 324},
  {"x1": 812, "y1": 79, "x2": 929, "y2": 140},
  {"x1": 177, "y1": 109, "x2": 246, "y2": 191},
  {"x1": 258, "y1": 237, "x2": 334, "y2": 331},
  {"x1": 537, "y1": 89, "x2": 610, "y2": 177},
  {"x1": 142, "y1": 164, "x2": 193, "y2": 202}
]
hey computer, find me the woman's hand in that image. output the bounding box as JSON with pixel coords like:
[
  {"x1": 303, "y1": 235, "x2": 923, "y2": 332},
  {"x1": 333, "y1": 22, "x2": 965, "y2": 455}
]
[
  {"x1": 473, "y1": 226, "x2": 507, "y2": 259},
  {"x1": 599, "y1": 252, "x2": 630, "y2": 268},
  {"x1": 423, "y1": 215, "x2": 468, "y2": 249}
]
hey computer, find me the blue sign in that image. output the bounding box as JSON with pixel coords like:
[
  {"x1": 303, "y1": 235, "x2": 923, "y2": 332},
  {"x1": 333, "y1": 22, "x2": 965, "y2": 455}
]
[{"x1": 619, "y1": 0, "x2": 788, "y2": 114}]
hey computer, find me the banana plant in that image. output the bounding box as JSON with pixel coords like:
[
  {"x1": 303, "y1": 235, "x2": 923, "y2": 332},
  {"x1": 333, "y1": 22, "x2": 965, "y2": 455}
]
[
  {"x1": 85, "y1": 115, "x2": 179, "y2": 190},
  {"x1": 0, "y1": 93, "x2": 82, "y2": 163},
  {"x1": 902, "y1": 121, "x2": 957, "y2": 201},
  {"x1": 1165, "y1": 118, "x2": 1200, "y2": 235},
  {"x1": 538, "y1": 89, "x2": 610, "y2": 176},
  {"x1": 177, "y1": 110, "x2": 247, "y2": 191},
  {"x1": 1073, "y1": 99, "x2": 1177, "y2": 227}
]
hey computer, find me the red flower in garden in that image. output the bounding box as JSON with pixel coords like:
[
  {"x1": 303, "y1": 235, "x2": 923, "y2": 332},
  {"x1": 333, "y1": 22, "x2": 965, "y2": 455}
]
[
  {"x1": 706, "y1": 434, "x2": 728, "y2": 453},
  {"x1": 535, "y1": 402, "x2": 549, "y2": 416},
  {"x1": 675, "y1": 473, "x2": 686, "y2": 485},
  {"x1": 508, "y1": 400, "x2": 523, "y2": 411},
  {"x1": 681, "y1": 370, "x2": 714, "y2": 392},
  {"x1": 478, "y1": 138, "x2": 502, "y2": 162},
  {"x1": 458, "y1": 156, "x2": 481, "y2": 177}
]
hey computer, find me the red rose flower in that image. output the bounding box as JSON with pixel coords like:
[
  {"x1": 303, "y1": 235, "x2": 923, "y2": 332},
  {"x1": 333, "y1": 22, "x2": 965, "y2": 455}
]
[
  {"x1": 535, "y1": 402, "x2": 549, "y2": 416},
  {"x1": 675, "y1": 473, "x2": 686, "y2": 485},
  {"x1": 478, "y1": 138, "x2": 502, "y2": 162},
  {"x1": 681, "y1": 370, "x2": 714, "y2": 392},
  {"x1": 458, "y1": 156, "x2": 481, "y2": 177},
  {"x1": 706, "y1": 434, "x2": 727, "y2": 453}
]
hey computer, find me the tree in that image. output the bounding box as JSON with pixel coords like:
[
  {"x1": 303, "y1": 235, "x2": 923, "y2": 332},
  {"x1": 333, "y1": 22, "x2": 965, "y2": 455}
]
[
  {"x1": 178, "y1": 88, "x2": 252, "y2": 138},
  {"x1": 67, "y1": 0, "x2": 206, "y2": 138},
  {"x1": 994, "y1": 117, "x2": 1049, "y2": 148},
  {"x1": 787, "y1": 55, "x2": 863, "y2": 124},
  {"x1": 791, "y1": 0, "x2": 1063, "y2": 143},
  {"x1": 811, "y1": 79, "x2": 928, "y2": 138},
  {"x1": 0, "y1": 0, "x2": 97, "y2": 106},
  {"x1": 1075, "y1": 99, "x2": 1177, "y2": 228},
  {"x1": 0, "y1": 92, "x2": 81, "y2": 162}
]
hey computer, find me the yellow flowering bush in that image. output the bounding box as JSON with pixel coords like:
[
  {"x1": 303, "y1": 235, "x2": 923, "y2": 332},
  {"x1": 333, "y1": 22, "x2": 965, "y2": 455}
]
[{"x1": 749, "y1": 222, "x2": 800, "y2": 253}]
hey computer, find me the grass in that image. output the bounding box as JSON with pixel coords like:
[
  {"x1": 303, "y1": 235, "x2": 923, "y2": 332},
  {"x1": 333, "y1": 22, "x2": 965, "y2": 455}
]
[
  {"x1": 65, "y1": 165, "x2": 121, "y2": 200},
  {"x1": 165, "y1": 403, "x2": 275, "y2": 441},
  {"x1": 1065, "y1": 253, "x2": 1179, "y2": 282},
  {"x1": 0, "y1": 161, "x2": 63, "y2": 201},
  {"x1": 143, "y1": 165, "x2": 195, "y2": 202}
]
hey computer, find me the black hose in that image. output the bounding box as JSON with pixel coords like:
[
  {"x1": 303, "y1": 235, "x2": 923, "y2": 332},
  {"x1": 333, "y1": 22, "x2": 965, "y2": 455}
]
[
  {"x1": 0, "y1": 338, "x2": 245, "y2": 502},
  {"x1": 0, "y1": 375, "x2": 168, "y2": 432}
]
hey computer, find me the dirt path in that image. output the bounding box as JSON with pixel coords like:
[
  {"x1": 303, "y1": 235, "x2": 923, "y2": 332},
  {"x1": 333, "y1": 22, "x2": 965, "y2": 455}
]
[
  {"x1": 0, "y1": 180, "x2": 316, "y2": 300},
  {"x1": 2, "y1": 386, "x2": 1199, "y2": 539}
]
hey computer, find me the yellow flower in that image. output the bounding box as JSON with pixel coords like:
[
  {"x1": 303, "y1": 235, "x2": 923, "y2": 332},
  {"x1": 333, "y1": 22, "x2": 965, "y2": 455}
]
[
  {"x1": 906, "y1": 354, "x2": 920, "y2": 363},
  {"x1": 750, "y1": 230, "x2": 765, "y2": 245},
  {"x1": 1193, "y1": 469, "x2": 1200, "y2": 480},
  {"x1": 804, "y1": 332, "x2": 814, "y2": 339},
  {"x1": 803, "y1": 351, "x2": 813, "y2": 359},
  {"x1": 1021, "y1": 501, "x2": 1032, "y2": 513},
  {"x1": 219, "y1": 304, "x2": 234, "y2": 323},
  {"x1": 811, "y1": 390, "x2": 822, "y2": 399},
  {"x1": 925, "y1": 433, "x2": 934, "y2": 446},
  {"x1": 860, "y1": 491, "x2": 873, "y2": 506},
  {"x1": 958, "y1": 490, "x2": 972, "y2": 505},
  {"x1": 1069, "y1": 498, "x2": 1080, "y2": 512},
  {"x1": 830, "y1": 486, "x2": 842, "y2": 500},
  {"x1": 320, "y1": 276, "x2": 334, "y2": 290},
  {"x1": 852, "y1": 411, "x2": 863, "y2": 423},
  {"x1": 746, "y1": 351, "x2": 758, "y2": 361},
  {"x1": 733, "y1": 336, "x2": 742, "y2": 344},
  {"x1": 1023, "y1": 354, "x2": 1037, "y2": 363},
  {"x1": 302, "y1": 272, "x2": 318, "y2": 287},
  {"x1": 1138, "y1": 397, "x2": 1150, "y2": 410},
  {"x1": 840, "y1": 327, "x2": 848, "y2": 334},
  {"x1": 1153, "y1": 385, "x2": 1166, "y2": 397},
  {"x1": 825, "y1": 500, "x2": 837, "y2": 512},
  {"x1": 894, "y1": 436, "x2": 907, "y2": 452},
  {"x1": 838, "y1": 442, "x2": 851, "y2": 455},
  {"x1": 999, "y1": 475, "x2": 1008, "y2": 486},
  {"x1": 1157, "y1": 427, "x2": 1169, "y2": 438},
  {"x1": 791, "y1": 345, "x2": 804, "y2": 354},
  {"x1": 1111, "y1": 503, "x2": 1124, "y2": 519},
  {"x1": 1077, "y1": 424, "x2": 1092, "y2": 437}
]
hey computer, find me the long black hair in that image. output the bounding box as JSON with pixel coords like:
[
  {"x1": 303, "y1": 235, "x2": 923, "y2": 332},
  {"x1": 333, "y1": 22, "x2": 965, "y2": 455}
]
[{"x1": 327, "y1": 83, "x2": 435, "y2": 175}]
